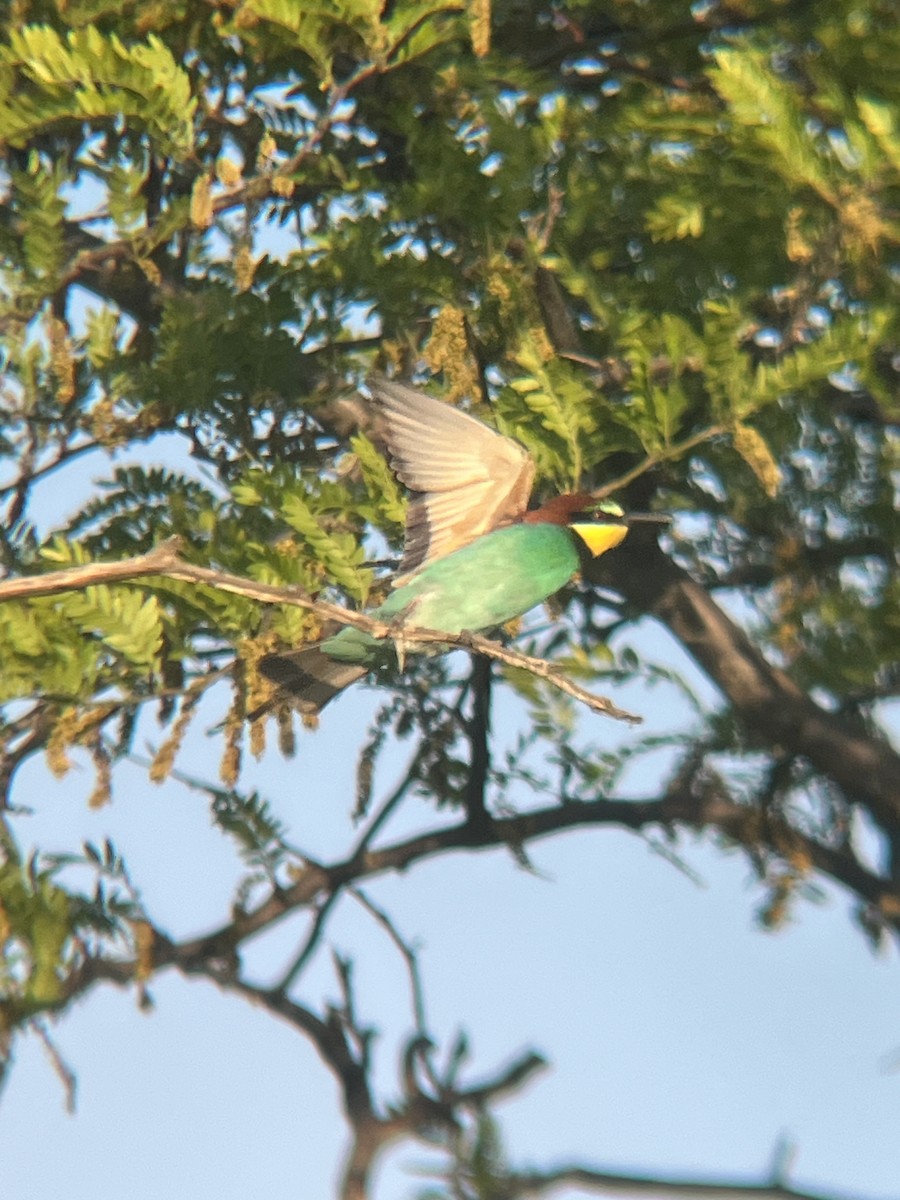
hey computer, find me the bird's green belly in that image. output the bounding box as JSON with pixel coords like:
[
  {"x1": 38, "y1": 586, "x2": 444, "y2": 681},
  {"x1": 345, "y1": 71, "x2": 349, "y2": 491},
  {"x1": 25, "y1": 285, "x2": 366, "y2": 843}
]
[{"x1": 323, "y1": 523, "x2": 579, "y2": 665}]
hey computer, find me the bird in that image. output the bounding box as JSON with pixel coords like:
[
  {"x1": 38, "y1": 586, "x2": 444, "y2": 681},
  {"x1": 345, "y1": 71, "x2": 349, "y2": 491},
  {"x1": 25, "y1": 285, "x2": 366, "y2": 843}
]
[{"x1": 257, "y1": 378, "x2": 655, "y2": 713}]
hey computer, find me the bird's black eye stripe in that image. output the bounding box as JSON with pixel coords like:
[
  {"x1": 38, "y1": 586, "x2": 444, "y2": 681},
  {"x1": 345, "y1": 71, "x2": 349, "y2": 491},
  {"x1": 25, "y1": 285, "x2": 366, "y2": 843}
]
[
  {"x1": 572, "y1": 509, "x2": 623, "y2": 523},
  {"x1": 572, "y1": 509, "x2": 671, "y2": 525}
]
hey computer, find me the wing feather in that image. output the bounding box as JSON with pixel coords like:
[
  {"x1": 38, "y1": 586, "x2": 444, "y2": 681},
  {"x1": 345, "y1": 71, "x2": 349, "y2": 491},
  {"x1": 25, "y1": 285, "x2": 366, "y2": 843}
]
[{"x1": 369, "y1": 378, "x2": 535, "y2": 579}]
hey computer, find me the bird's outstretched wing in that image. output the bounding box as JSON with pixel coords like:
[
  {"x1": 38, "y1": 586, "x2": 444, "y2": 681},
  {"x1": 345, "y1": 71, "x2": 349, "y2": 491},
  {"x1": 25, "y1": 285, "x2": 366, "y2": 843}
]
[{"x1": 369, "y1": 378, "x2": 535, "y2": 580}]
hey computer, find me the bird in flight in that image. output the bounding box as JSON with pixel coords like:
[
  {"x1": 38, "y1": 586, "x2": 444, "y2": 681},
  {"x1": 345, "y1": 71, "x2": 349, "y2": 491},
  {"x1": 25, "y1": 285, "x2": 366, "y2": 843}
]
[{"x1": 258, "y1": 378, "x2": 657, "y2": 713}]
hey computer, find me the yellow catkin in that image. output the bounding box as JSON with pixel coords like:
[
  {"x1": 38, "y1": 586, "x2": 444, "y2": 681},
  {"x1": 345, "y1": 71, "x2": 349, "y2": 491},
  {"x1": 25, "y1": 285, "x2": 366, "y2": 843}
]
[
  {"x1": 87, "y1": 741, "x2": 112, "y2": 809},
  {"x1": 132, "y1": 920, "x2": 155, "y2": 983},
  {"x1": 842, "y1": 192, "x2": 887, "y2": 252},
  {"x1": 271, "y1": 176, "x2": 295, "y2": 198},
  {"x1": 47, "y1": 315, "x2": 75, "y2": 406},
  {"x1": 216, "y1": 157, "x2": 243, "y2": 188},
  {"x1": 486, "y1": 268, "x2": 512, "y2": 305},
  {"x1": 89, "y1": 396, "x2": 131, "y2": 448},
  {"x1": 190, "y1": 176, "x2": 214, "y2": 229},
  {"x1": 423, "y1": 306, "x2": 479, "y2": 401},
  {"x1": 219, "y1": 672, "x2": 245, "y2": 788},
  {"x1": 137, "y1": 258, "x2": 162, "y2": 286},
  {"x1": 45, "y1": 732, "x2": 73, "y2": 780},
  {"x1": 469, "y1": 0, "x2": 491, "y2": 57},
  {"x1": 149, "y1": 684, "x2": 205, "y2": 784},
  {"x1": 759, "y1": 878, "x2": 793, "y2": 930},
  {"x1": 732, "y1": 423, "x2": 781, "y2": 497},
  {"x1": 249, "y1": 718, "x2": 265, "y2": 759},
  {"x1": 46, "y1": 706, "x2": 116, "y2": 780},
  {"x1": 277, "y1": 706, "x2": 296, "y2": 758},
  {"x1": 787, "y1": 846, "x2": 813, "y2": 875},
  {"x1": 241, "y1": 633, "x2": 279, "y2": 724},
  {"x1": 785, "y1": 206, "x2": 814, "y2": 263},
  {"x1": 234, "y1": 244, "x2": 256, "y2": 292},
  {"x1": 257, "y1": 134, "x2": 277, "y2": 167},
  {"x1": 528, "y1": 324, "x2": 555, "y2": 364}
]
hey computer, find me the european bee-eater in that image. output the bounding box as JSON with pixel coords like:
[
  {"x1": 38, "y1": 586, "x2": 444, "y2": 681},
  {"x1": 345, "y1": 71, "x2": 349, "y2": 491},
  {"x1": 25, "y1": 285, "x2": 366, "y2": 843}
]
[{"x1": 259, "y1": 379, "x2": 650, "y2": 712}]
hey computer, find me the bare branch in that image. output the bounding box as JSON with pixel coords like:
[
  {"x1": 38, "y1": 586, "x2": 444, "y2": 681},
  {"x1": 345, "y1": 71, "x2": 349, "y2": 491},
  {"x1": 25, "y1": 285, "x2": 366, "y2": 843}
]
[
  {"x1": 505, "y1": 1162, "x2": 877, "y2": 1200},
  {"x1": 0, "y1": 537, "x2": 187, "y2": 598},
  {"x1": 447, "y1": 1048, "x2": 548, "y2": 1110},
  {"x1": 591, "y1": 424, "x2": 727, "y2": 502},
  {"x1": 464, "y1": 655, "x2": 493, "y2": 829},
  {"x1": 276, "y1": 742, "x2": 438, "y2": 993},
  {"x1": 29, "y1": 1019, "x2": 77, "y2": 1114},
  {"x1": 350, "y1": 887, "x2": 429, "y2": 1036},
  {"x1": 595, "y1": 537, "x2": 900, "y2": 828},
  {"x1": 46, "y1": 778, "x2": 896, "y2": 1200},
  {"x1": 0, "y1": 540, "x2": 641, "y2": 723},
  {"x1": 61, "y1": 781, "x2": 900, "y2": 1024},
  {"x1": 275, "y1": 891, "x2": 342, "y2": 994}
]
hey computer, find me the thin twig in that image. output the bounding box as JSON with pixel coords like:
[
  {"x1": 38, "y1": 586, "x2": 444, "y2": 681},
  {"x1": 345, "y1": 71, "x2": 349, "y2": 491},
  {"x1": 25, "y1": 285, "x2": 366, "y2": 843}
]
[
  {"x1": 30, "y1": 1019, "x2": 77, "y2": 1114},
  {"x1": 591, "y1": 424, "x2": 726, "y2": 500},
  {"x1": 276, "y1": 743, "x2": 432, "y2": 993},
  {"x1": 504, "y1": 1163, "x2": 877, "y2": 1200},
  {"x1": 349, "y1": 886, "x2": 429, "y2": 1036},
  {"x1": 276, "y1": 891, "x2": 342, "y2": 994},
  {"x1": 352, "y1": 745, "x2": 430, "y2": 853}
]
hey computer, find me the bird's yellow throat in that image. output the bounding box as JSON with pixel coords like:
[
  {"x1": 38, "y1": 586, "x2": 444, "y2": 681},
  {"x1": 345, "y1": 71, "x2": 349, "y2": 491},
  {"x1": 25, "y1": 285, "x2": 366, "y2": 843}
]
[{"x1": 570, "y1": 522, "x2": 629, "y2": 558}]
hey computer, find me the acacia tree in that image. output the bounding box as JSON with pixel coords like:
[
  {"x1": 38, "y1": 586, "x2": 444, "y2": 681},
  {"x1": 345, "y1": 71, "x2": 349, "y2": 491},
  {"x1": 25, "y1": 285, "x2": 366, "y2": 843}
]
[{"x1": 1, "y1": 1, "x2": 899, "y2": 1196}]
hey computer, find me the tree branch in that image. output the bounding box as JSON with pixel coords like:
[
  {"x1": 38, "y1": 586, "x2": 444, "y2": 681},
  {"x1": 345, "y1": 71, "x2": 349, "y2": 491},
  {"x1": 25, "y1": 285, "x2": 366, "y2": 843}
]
[
  {"x1": 62, "y1": 778, "x2": 900, "y2": 1023},
  {"x1": 505, "y1": 1163, "x2": 878, "y2": 1200},
  {"x1": 0, "y1": 537, "x2": 188, "y2": 597},
  {"x1": 594, "y1": 535, "x2": 900, "y2": 829},
  {"x1": 46, "y1": 771, "x2": 898, "y2": 1197},
  {"x1": 178, "y1": 944, "x2": 542, "y2": 1200},
  {"x1": 0, "y1": 539, "x2": 640, "y2": 724},
  {"x1": 464, "y1": 655, "x2": 493, "y2": 829}
]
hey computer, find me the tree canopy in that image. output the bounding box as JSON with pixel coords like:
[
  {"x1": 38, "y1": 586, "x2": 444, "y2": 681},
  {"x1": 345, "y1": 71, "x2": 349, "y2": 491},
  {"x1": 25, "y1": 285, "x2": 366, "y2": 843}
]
[{"x1": 1, "y1": 1, "x2": 899, "y2": 1197}]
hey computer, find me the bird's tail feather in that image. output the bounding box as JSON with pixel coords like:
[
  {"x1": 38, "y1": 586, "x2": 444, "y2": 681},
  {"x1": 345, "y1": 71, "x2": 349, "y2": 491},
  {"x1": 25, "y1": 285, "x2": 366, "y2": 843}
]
[{"x1": 257, "y1": 646, "x2": 367, "y2": 713}]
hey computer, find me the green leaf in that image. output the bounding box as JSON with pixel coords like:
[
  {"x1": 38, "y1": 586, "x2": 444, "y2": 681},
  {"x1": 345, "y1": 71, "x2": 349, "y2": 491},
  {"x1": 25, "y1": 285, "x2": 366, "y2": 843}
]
[
  {"x1": 0, "y1": 25, "x2": 196, "y2": 157},
  {"x1": 350, "y1": 433, "x2": 407, "y2": 528},
  {"x1": 711, "y1": 46, "x2": 837, "y2": 202},
  {"x1": 645, "y1": 193, "x2": 704, "y2": 242},
  {"x1": 281, "y1": 494, "x2": 372, "y2": 602},
  {"x1": 9, "y1": 154, "x2": 68, "y2": 282},
  {"x1": 857, "y1": 95, "x2": 900, "y2": 174},
  {"x1": 51, "y1": 586, "x2": 164, "y2": 668}
]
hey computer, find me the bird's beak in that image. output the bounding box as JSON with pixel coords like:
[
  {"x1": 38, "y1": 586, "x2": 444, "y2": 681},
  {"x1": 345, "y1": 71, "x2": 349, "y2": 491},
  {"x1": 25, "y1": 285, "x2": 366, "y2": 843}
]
[{"x1": 623, "y1": 512, "x2": 671, "y2": 526}]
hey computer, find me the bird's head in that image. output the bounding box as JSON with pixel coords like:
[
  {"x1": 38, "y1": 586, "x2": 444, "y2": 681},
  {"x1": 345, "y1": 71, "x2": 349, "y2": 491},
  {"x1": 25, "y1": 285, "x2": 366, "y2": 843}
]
[
  {"x1": 569, "y1": 498, "x2": 671, "y2": 559},
  {"x1": 568, "y1": 498, "x2": 630, "y2": 559},
  {"x1": 527, "y1": 492, "x2": 669, "y2": 558}
]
